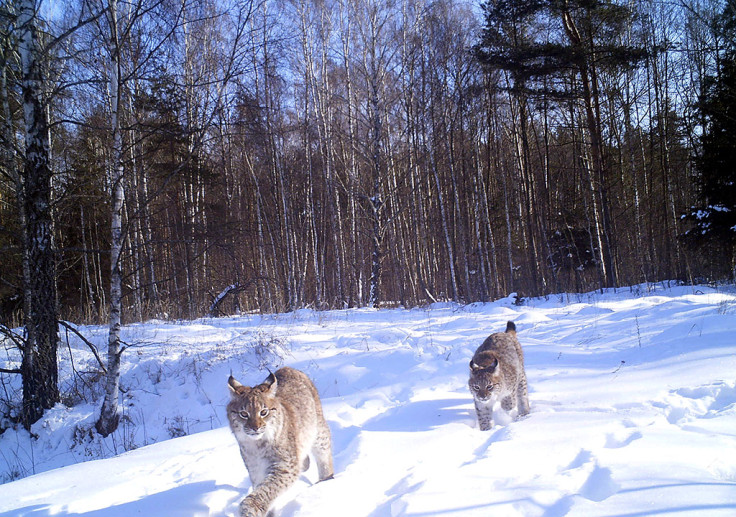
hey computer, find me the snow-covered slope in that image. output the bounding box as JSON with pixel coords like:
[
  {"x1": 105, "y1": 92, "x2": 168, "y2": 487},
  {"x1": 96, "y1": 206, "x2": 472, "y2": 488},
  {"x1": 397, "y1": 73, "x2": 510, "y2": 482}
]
[{"x1": 1, "y1": 284, "x2": 736, "y2": 516}]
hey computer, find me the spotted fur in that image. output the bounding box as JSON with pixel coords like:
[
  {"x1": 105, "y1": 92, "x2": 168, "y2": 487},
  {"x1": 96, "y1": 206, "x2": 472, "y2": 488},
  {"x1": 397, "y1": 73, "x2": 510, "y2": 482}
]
[
  {"x1": 469, "y1": 321, "x2": 530, "y2": 430},
  {"x1": 227, "y1": 367, "x2": 333, "y2": 517}
]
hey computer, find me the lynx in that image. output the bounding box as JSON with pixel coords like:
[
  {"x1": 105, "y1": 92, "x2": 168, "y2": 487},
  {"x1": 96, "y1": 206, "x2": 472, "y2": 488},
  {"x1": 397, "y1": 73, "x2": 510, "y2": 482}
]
[
  {"x1": 227, "y1": 367, "x2": 334, "y2": 517},
  {"x1": 469, "y1": 321, "x2": 530, "y2": 430}
]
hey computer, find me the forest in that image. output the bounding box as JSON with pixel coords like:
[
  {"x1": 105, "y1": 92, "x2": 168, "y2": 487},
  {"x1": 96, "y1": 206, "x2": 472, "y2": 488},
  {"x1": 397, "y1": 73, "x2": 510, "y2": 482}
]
[{"x1": 1, "y1": 0, "x2": 735, "y2": 324}]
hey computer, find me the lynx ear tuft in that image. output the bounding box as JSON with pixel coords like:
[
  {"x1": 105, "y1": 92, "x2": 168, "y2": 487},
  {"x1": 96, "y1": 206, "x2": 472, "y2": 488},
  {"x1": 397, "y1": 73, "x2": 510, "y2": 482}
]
[
  {"x1": 264, "y1": 369, "x2": 278, "y2": 394},
  {"x1": 228, "y1": 375, "x2": 245, "y2": 393},
  {"x1": 505, "y1": 321, "x2": 516, "y2": 335}
]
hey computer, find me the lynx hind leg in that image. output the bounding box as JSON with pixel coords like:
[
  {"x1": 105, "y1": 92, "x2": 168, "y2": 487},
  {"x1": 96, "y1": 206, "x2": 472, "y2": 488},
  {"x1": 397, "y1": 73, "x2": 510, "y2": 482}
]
[
  {"x1": 474, "y1": 399, "x2": 493, "y2": 431},
  {"x1": 312, "y1": 420, "x2": 334, "y2": 481},
  {"x1": 517, "y1": 375, "x2": 530, "y2": 417}
]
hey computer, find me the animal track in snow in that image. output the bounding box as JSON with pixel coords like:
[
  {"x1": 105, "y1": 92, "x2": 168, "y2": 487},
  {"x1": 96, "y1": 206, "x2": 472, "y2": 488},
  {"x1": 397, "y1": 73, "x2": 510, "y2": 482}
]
[
  {"x1": 559, "y1": 449, "x2": 621, "y2": 504},
  {"x1": 676, "y1": 381, "x2": 736, "y2": 414},
  {"x1": 604, "y1": 428, "x2": 642, "y2": 449},
  {"x1": 578, "y1": 464, "x2": 619, "y2": 502},
  {"x1": 663, "y1": 381, "x2": 736, "y2": 425}
]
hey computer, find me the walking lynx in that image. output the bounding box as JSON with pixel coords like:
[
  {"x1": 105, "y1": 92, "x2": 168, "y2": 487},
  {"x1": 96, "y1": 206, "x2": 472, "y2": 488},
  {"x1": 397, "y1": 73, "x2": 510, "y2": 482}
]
[
  {"x1": 227, "y1": 367, "x2": 334, "y2": 517},
  {"x1": 469, "y1": 321, "x2": 530, "y2": 430}
]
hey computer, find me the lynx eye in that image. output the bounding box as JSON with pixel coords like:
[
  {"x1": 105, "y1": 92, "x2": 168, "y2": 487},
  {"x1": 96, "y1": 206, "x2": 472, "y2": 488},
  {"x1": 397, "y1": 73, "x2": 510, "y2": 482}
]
[
  {"x1": 259, "y1": 408, "x2": 269, "y2": 417},
  {"x1": 473, "y1": 384, "x2": 480, "y2": 391},
  {"x1": 238, "y1": 410, "x2": 249, "y2": 420}
]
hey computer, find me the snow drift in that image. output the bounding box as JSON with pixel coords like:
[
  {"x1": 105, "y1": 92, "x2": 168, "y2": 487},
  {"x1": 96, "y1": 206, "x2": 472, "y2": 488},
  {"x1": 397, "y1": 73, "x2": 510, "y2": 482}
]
[{"x1": 1, "y1": 283, "x2": 736, "y2": 516}]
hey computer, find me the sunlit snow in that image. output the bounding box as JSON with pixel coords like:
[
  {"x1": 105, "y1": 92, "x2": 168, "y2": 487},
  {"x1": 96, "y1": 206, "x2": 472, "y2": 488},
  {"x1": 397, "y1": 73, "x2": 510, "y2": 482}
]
[{"x1": 1, "y1": 283, "x2": 735, "y2": 516}]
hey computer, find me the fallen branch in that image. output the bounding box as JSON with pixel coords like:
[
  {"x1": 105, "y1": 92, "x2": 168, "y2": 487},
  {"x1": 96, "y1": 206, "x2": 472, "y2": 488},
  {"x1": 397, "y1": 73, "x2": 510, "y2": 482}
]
[{"x1": 208, "y1": 277, "x2": 271, "y2": 317}]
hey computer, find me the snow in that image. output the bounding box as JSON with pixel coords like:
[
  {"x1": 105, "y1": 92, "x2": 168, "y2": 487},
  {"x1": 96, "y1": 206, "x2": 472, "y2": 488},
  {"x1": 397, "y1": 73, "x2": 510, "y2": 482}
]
[
  {"x1": 691, "y1": 205, "x2": 732, "y2": 220},
  {"x1": 2, "y1": 283, "x2": 736, "y2": 516}
]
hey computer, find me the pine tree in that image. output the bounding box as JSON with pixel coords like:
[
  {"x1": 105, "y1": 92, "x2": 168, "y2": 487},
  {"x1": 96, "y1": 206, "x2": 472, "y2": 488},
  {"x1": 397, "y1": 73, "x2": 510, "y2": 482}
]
[
  {"x1": 686, "y1": 4, "x2": 736, "y2": 252},
  {"x1": 474, "y1": 0, "x2": 646, "y2": 290}
]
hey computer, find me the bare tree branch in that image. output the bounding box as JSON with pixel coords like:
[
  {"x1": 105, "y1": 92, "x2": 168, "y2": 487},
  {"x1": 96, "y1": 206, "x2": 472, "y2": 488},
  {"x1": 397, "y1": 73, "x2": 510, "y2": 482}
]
[{"x1": 58, "y1": 321, "x2": 107, "y2": 373}]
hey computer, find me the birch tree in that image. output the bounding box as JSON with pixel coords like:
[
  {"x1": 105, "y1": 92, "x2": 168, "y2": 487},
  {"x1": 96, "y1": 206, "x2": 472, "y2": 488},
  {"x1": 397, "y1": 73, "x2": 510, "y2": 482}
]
[
  {"x1": 15, "y1": 0, "x2": 60, "y2": 427},
  {"x1": 5, "y1": 0, "x2": 107, "y2": 428},
  {"x1": 94, "y1": 0, "x2": 125, "y2": 437},
  {"x1": 95, "y1": 0, "x2": 255, "y2": 433},
  {"x1": 347, "y1": 0, "x2": 397, "y2": 307}
]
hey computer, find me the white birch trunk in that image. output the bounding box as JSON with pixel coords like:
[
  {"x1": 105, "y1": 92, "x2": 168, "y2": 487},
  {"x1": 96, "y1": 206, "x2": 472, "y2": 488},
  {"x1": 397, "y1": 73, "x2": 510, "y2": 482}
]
[
  {"x1": 97, "y1": 0, "x2": 124, "y2": 437},
  {"x1": 338, "y1": 0, "x2": 361, "y2": 306},
  {"x1": 17, "y1": 0, "x2": 60, "y2": 427}
]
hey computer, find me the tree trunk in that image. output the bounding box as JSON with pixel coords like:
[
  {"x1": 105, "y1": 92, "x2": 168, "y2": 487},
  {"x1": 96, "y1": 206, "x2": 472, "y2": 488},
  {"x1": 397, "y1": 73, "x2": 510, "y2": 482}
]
[
  {"x1": 18, "y1": 0, "x2": 60, "y2": 428},
  {"x1": 339, "y1": 0, "x2": 361, "y2": 306},
  {"x1": 367, "y1": 20, "x2": 384, "y2": 308},
  {"x1": 561, "y1": 6, "x2": 616, "y2": 288},
  {"x1": 97, "y1": 0, "x2": 124, "y2": 437}
]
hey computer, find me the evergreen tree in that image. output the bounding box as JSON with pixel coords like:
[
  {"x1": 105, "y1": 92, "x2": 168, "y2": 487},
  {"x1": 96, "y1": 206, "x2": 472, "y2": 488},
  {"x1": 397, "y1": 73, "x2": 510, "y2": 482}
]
[
  {"x1": 686, "y1": 4, "x2": 736, "y2": 252},
  {"x1": 475, "y1": 0, "x2": 645, "y2": 98},
  {"x1": 474, "y1": 0, "x2": 646, "y2": 290}
]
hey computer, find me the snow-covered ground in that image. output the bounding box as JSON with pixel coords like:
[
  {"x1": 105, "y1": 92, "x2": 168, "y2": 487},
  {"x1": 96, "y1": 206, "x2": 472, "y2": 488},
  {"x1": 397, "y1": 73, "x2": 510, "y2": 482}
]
[{"x1": 1, "y1": 283, "x2": 736, "y2": 516}]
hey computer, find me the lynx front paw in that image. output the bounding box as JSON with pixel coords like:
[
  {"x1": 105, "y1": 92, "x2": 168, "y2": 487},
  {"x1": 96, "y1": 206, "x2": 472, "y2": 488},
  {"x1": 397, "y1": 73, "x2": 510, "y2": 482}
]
[
  {"x1": 240, "y1": 495, "x2": 266, "y2": 517},
  {"x1": 478, "y1": 420, "x2": 493, "y2": 431}
]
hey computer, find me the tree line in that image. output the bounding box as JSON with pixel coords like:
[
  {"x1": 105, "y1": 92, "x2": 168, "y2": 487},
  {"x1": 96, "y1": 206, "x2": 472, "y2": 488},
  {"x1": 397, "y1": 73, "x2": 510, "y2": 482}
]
[{"x1": 1, "y1": 0, "x2": 734, "y2": 429}]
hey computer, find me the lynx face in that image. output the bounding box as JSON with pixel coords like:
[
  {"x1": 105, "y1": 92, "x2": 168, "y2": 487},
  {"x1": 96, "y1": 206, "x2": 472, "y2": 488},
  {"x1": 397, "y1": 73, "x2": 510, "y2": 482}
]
[
  {"x1": 227, "y1": 382, "x2": 279, "y2": 438},
  {"x1": 469, "y1": 366, "x2": 500, "y2": 403}
]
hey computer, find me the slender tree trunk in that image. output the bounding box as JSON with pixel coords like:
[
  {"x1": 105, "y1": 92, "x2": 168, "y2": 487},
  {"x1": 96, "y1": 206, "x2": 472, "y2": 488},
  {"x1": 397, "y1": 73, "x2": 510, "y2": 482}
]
[
  {"x1": 623, "y1": 69, "x2": 647, "y2": 283},
  {"x1": 427, "y1": 67, "x2": 458, "y2": 301},
  {"x1": 80, "y1": 205, "x2": 97, "y2": 316},
  {"x1": 132, "y1": 79, "x2": 158, "y2": 307},
  {"x1": 505, "y1": 79, "x2": 539, "y2": 295},
  {"x1": 97, "y1": 0, "x2": 124, "y2": 437},
  {"x1": 483, "y1": 75, "x2": 502, "y2": 297},
  {"x1": 339, "y1": 1, "x2": 361, "y2": 306},
  {"x1": 304, "y1": 89, "x2": 322, "y2": 307},
  {"x1": 259, "y1": 13, "x2": 295, "y2": 309},
  {"x1": 243, "y1": 150, "x2": 271, "y2": 310},
  {"x1": 446, "y1": 102, "x2": 470, "y2": 301},
  {"x1": 368, "y1": 87, "x2": 383, "y2": 309},
  {"x1": 429, "y1": 136, "x2": 458, "y2": 301},
  {"x1": 562, "y1": 6, "x2": 616, "y2": 288},
  {"x1": 366, "y1": 14, "x2": 384, "y2": 308}
]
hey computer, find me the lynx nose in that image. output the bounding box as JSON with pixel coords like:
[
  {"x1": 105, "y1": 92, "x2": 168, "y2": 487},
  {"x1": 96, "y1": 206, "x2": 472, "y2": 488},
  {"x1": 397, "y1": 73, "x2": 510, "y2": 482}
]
[{"x1": 246, "y1": 422, "x2": 265, "y2": 435}]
